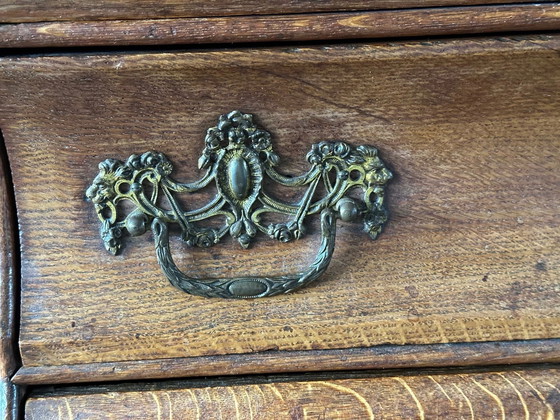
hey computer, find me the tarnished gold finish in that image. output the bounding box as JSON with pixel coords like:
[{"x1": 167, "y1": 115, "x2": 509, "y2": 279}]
[{"x1": 86, "y1": 111, "x2": 392, "y2": 298}]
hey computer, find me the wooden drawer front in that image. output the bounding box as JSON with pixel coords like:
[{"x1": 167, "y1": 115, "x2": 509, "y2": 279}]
[
  {"x1": 0, "y1": 36, "x2": 559, "y2": 375},
  {"x1": 25, "y1": 368, "x2": 560, "y2": 418},
  {"x1": 0, "y1": 0, "x2": 537, "y2": 23}
]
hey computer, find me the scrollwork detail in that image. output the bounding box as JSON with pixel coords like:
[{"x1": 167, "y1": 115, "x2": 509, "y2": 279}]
[{"x1": 86, "y1": 110, "x2": 393, "y2": 297}]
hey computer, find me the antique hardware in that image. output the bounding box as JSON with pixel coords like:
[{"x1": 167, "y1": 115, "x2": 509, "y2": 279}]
[{"x1": 86, "y1": 111, "x2": 392, "y2": 298}]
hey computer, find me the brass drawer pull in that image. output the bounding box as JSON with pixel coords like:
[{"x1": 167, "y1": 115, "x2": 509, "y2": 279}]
[{"x1": 86, "y1": 111, "x2": 392, "y2": 298}]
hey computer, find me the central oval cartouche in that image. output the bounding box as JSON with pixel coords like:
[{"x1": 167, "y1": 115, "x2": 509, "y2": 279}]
[{"x1": 228, "y1": 155, "x2": 251, "y2": 200}]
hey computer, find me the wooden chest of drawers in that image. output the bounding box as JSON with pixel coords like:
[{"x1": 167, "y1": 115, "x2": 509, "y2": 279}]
[{"x1": 1, "y1": 2, "x2": 560, "y2": 418}]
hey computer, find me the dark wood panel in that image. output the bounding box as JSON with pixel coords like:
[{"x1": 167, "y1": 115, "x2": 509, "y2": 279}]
[
  {"x1": 1, "y1": 36, "x2": 559, "y2": 368},
  {"x1": 2, "y1": 5, "x2": 560, "y2": 49},
  {"x1": 12, "y1": 339, "x2": 560, "y2": 385},
  {"x1": 0, "y1": 0, "x2": 538, "y2": 24},
  {"x1": 24, "y1": 368, "x2": 560, "y2": 419}
]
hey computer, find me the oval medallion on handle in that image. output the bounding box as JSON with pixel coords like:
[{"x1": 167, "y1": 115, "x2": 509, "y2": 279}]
[
  {"x1": 228, "y1": 279, "x2": 269, "y2": 298},
  {"x1": 228, "y1": 156, "x2": 251, "y2": 200}
]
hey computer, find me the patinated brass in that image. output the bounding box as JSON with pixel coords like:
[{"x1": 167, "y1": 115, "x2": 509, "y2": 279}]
[{"x1": 86, "y1": 111, "x2": 393, "y2": 298}]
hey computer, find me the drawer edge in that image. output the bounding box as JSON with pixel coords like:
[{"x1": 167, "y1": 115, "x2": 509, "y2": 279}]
[
  {"x1": 0, "y1": 133, "x2": 23, "y2": 419},
  {"x1": 1, "y1": 4, "x2": 560, "y2": 49},
  {"x1": 13, "y1": 338, "x2": 560, "y2": 386},
  {"x1": 24, "y1": 366, "x2": 560, "y2": 418}
]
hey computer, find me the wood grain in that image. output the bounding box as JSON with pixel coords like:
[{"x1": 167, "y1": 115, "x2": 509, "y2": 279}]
[
  {"x1": 0, "y1": 135, "x2": 20, "y2": 418},
  {"x1": 24, "y1": 367, "x2": 560, "y2": 419},
  {"x1": 2, "y1": 4, "x2": 560, "y2": 49},
  {"x1": 12, "y1": 339, "x2": 560, "y2": 385},
  {"x1": 1, "y1": 35, "x2": 560, "y2": 369},
  {"x1": 0, "y1": 0, "x2": 538, "y2": 24}
]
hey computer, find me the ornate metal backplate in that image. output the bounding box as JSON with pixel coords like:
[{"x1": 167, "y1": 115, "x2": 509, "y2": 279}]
[{"x1": 86, "y1": 111, "x2": 393, "y2": 298}]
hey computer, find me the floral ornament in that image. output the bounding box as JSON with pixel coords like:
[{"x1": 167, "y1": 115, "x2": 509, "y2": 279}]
[
  {"x1": 199, "y1": 111, "x2": 279, "y2": 170},
  {"x1": 183, "y1": 228, "x2": 218, "y2": 248},
  {"x1": 228, "y1": 126, "x2": 248, "y2": 144},
  {"x1": 229, "y1": 216, "x2": 258, "y2": 248},
  {"x1": 204, "y1": 127, "x2": 224, "y2": 151},
  {"x1": 363, "y1": 207, "x2": 388, "y2": 240},
  {"x1": 251, "y1": 130, "x2": 271, "y2": 150},
  {"x1": 267, "y1": 221, "x2": 305, "y2": 242},
  {"x1": 218, "y1": 110, "x2": 254, "y2": 131},
  {"x1": 125, "y1": 151, "x2": 173, "y2": 176},
  {"x1": 100, "y1": 220, "x2": 123, "y2": 255},
  {"x1": 306, "y1": 141, "x2": 356, "y2": 165}
]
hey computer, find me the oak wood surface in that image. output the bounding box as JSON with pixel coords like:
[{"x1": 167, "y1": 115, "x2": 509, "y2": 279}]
[
  {"x1": 12, "y1": 339, "x2": 560, "y2": 385},
  {"x1": 3, "y1": 4, "x2": 560, "y2": 49},
  {"x1": 0, "y1": 35, "x2": 559, "y2": 370},
  {"x1": 24, "y1": 367, "x2": 560, "y2": 419},
  {"x1": 0, "y1": 0, "x2": 539, "y2": 24}
]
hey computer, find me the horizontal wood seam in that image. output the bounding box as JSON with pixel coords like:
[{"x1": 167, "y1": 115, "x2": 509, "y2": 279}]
[
  {"x1": 1, "y1": 4, "x2": 559, "y2": 49},
  {"x1": 13, "y1": 338, "x2": 560, "y2": 386},
  {"x1": 25, "y1": 363, "x2": 560, "y2": 397},
  {"x1": 1, "y1": 2, "x2": 553, "y2": 23},
  {"x1": 0, "y1": 0, "x2": 541, "y2": 24}
]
